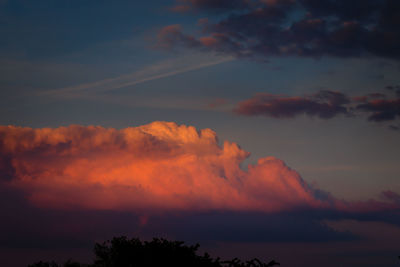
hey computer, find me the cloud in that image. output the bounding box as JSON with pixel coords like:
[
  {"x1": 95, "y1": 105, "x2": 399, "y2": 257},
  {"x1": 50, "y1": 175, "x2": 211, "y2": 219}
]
[
  {"x1": 1, "y1": 121, "x2": 400, "y2": 267},
  {"x1": 233, "y1": 89, "x2": 400, "y2": 129},
  {"x1": 0, "y1": 122, "x2": 324, "y2": 212},
  {"x1": 1, "y1": 121, "x2": 399, "y2": 214},
  {"x1": 234, "y1": 90, "x2": 350, "y2": 119},
  {"x1": 140, "y1": 211, "x2": 356, "y2": 243},
  {"x1": 356, "y1": 98, "x2": 400, "y2": 122},
  {"x1": 0, "y1": 181, "x2": 355, "y2": 253},
  {"x1": 161, "y1": 0, "x2": 400, "y2": 60}
]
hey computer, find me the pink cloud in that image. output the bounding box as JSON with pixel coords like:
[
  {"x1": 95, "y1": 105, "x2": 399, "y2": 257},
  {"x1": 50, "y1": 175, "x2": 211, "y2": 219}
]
[{"x1": 0, "y1": 122, "x2": 398, "y2": 213}]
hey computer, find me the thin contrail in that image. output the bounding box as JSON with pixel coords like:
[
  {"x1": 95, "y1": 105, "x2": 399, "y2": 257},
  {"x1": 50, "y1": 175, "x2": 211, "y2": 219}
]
[{"x1": 42, "y1": 56, "x2": 233, "y2": 97}]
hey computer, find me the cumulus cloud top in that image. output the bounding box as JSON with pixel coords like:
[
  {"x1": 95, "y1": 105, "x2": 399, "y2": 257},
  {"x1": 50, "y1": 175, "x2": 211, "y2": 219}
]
[
  {"x1": 0, "y1": 121, "x2": 398, "y2": 213},
  {"x1": 0, "y1": 122, "x2": 321, "y2": 212}
]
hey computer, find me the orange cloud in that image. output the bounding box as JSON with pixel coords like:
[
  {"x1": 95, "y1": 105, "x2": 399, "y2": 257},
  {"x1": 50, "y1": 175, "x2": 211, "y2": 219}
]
[
  {"x1": 200, "y1": 36, "x2": 219, "y2": 47},
  {"x1": 0, "y1": 122, "x2": 397, "y2": 213}
]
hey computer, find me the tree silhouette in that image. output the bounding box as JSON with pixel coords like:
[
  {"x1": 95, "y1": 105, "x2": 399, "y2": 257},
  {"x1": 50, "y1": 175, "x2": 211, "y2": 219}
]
[
  {"x1": 28, "y1": 261, "x2": 58, "y2": 267},
  {"x1": 29, "y1": 236, "x2": 279, "y2": 267},
  {"x1": 28, "y1": 259, "x2": 87, "y2": 267},
  {"x1": 93, "y1": 237, "x2": 220, "y2": 267}
]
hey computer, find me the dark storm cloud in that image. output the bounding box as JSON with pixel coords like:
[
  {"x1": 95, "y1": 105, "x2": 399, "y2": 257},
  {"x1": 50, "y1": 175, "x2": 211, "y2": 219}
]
[
  {"x1": 142, "y1": 211, "x2": 356, "y2": 243},
  {"x1": 0, "y1": 182, "x2": 146, "y2": 250},
  {"x1": 0, "y1": 181, "x2": 354, "y2": 255},
  {"x1": 0, "y1": 183, "x2": 359, "y2": 253},
  {"x1": 1, "y1": 186, "x2": 398, "y2": 255},
  {"x1": 162, "y1": 0, "x2": 400, "y2": 60}
]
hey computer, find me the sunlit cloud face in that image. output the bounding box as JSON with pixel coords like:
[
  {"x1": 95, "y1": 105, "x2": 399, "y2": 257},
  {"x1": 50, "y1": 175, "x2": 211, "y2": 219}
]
[
  {"x1": 0, "y1": 122, "x2": 319, "y2": 212},
  {"x1": 0, "y1": 122, "x2": 398, "y2": 213}
]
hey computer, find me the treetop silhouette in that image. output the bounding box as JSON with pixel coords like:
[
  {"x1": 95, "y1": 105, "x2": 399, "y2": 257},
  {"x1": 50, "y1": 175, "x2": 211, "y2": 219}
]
[{"x1": 29, "y1": 236, "x2": 280, "y2": 267}]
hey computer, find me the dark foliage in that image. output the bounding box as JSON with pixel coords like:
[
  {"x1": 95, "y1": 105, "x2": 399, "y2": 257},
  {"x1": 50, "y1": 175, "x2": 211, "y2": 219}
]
[
  {"x1": 92, "y1": 237, "x2": 220, "y2": 267},
  {"x1": 28, "y1": 236, "x2": 279, "y2": 267},
  {"x1": 28, "y1": 259, "x2": 87, "y2": 267}
]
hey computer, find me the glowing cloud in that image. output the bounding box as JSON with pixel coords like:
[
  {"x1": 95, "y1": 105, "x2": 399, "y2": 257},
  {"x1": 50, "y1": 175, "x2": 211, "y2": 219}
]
[{"x1": 0, "y1": 122, "x2": 398, "y2": 212}]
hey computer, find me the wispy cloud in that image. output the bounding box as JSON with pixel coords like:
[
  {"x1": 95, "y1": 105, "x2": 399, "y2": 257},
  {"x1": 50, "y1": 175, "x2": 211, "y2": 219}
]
[{"x1": 42, "y1": 54, "x2": 233, "y2": 98}]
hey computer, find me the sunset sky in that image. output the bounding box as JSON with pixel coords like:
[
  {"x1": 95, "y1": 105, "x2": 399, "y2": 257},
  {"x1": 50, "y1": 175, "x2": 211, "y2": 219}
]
[{"x1": 1, "y1": 1, "x2": 400, "y2": 266}]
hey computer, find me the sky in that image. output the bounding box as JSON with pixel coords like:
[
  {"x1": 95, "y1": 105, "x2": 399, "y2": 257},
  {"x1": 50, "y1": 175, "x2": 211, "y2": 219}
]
[{"x1": 0, "y1": 0, "x2": 400, "y2": 266}]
